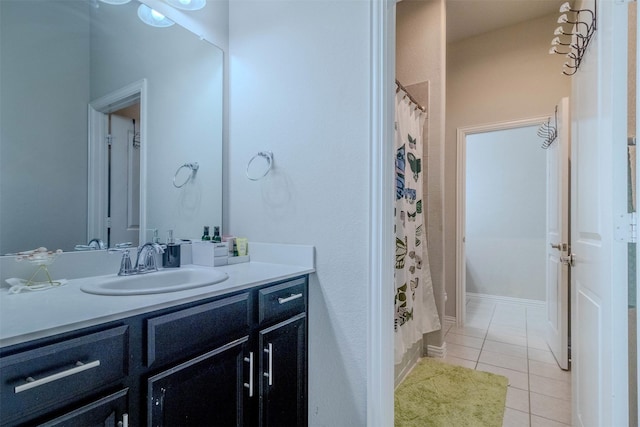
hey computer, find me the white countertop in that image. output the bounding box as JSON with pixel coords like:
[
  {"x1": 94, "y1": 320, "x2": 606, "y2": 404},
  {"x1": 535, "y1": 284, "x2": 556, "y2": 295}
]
[{"x1": 0, "y1": 250, "x2": 314, "y2": 349}]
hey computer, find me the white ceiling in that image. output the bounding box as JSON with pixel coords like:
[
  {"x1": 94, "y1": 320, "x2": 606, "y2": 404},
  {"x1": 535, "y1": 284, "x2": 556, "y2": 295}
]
[{"x1": 446, "y1": 0, "x2": 562, "y2": 43}]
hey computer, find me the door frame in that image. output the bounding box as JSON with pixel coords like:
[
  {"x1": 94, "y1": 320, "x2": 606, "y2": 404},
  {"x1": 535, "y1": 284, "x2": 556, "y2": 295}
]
[
  {"x1": 88, "y1": 79, "x2": 147, "y2": 246},
  {"x1": 455, "y1": 116, "x2": 549, "y2": 326}
]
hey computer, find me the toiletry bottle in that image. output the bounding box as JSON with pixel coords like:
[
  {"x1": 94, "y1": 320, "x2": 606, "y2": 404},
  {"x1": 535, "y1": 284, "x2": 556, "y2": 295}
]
[
  {"x1": 163, "y1": 230, "x2": 181, "y2": 268},
  {"x1": 212, "y1": 226, "x2": 222, "y2": 243},
  {"x1": 202, "y1": 226, "x2": 211, "y2": 241}
]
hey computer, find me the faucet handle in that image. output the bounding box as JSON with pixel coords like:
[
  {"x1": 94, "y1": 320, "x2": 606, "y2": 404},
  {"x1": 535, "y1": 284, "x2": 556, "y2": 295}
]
[{"x1": 117, "y1": 249, "x2": 134, "y2": 276}]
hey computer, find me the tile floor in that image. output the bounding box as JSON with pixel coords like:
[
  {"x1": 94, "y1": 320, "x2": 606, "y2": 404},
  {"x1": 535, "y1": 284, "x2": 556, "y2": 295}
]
[{"x1": 440, "y1": 297, "x2": 571, "y2": 427}]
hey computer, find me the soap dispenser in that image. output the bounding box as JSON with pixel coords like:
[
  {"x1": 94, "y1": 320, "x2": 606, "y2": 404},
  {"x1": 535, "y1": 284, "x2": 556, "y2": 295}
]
[{"x1": 163, "y1": 230, "x2": 181, "y2": 268}]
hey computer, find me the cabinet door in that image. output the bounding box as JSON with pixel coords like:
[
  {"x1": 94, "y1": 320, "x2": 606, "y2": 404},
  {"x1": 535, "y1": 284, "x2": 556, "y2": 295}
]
[
  {"x1": 147, "y1": 337, "x2": 248, "y2": 427},
  {"x1": 259, "y1": 313, "x2": 307, "y2": 427},
  {"x1": 36, "y1": 388, "x2": 129, "y2": 427}
]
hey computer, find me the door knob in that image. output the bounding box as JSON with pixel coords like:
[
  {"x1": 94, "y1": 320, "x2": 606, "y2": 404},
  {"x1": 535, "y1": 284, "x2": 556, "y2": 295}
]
[{"x1": 550, "y1": 243, "x2": 562, "y2": 250}]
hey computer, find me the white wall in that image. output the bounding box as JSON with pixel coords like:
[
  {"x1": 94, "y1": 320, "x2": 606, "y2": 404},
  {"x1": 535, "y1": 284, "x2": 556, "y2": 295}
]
[
  {"x1": 445, "y1": 14, "x2": 571, "y2": 316},
  {"x1": 228, "y1": 1, "x2": 371, "y2": 424},
  {"x1": 465, "y1": 126, "x2": 546, "y2": 301},
  {"x1": 0, "y1": 0, "x2": 90, "y2": 253}
]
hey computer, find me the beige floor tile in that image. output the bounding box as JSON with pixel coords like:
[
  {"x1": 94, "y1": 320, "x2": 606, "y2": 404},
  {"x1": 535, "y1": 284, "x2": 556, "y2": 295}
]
[
  {"x1": 506, "y1": 386, "x2": 530, "y2": 413},
  {"x1": 476, "y1": 363, "x2": 529, "y2": 390},
  {"x1": 447, "y1": 325, "x2": 487, "y2": 339},
  {"x1": 483, "y1": 340, "x2": 528, "y2": 358},
  {"x1": 489, "y1": 324, "x2": 528, "y2": 338},
  {"x1": 528, "y1": 348, "x2": 558, "y2": 365},
  {"x1": 530, "y1": 392, "x2": 571, "y2": 425},
  {"x1": 528, "y1": 360, "x2": 571, "y2": 383},
  {"x1": 486, "y1": 331, "x2": 528, "y2": 347},
  {"x1": 527, "y1": 335, "x2": 551, "y2": 351},
  {"x1": 530, "y1": 415, "x2": 571, "y2": 426},
  {"x1": 479, "y1": 350, "x2": 528, "y2": 373},
  {"x1": 446, "y1": 342, "x2": 481, "y2": 362},
  {"x1": 445, "y1": 332, "x2": 484, "y2": 349},
  {"x1": 503, "y1": 408, "x2": 530, "y2": 427},
  {"x1": 529, "y1": 374, "x2": 571, "y2": 401}
]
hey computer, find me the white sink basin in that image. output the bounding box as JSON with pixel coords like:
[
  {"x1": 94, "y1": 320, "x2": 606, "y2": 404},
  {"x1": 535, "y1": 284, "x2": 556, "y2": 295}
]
[{"x1": 80, "y1": 267, "x2": 229, "y2": 296}]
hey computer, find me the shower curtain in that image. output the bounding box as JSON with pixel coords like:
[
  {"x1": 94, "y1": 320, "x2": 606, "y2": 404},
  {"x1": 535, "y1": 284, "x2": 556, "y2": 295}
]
[{"x1": 394, "y1": 92, "x2": 440, "y2": 365}]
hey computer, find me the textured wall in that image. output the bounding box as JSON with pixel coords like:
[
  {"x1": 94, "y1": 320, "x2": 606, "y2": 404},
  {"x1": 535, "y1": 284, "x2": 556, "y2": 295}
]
[
  {"x1": 445, "y1": 14, "x2": 571, "y2": 317},
  {"x1": 228, "y1": 2, "x2": 371, "y2": 424}
]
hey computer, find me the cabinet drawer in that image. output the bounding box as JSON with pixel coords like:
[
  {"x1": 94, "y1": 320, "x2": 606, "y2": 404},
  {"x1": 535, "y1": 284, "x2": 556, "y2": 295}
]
[
  {"x1": 0, "y1": 326, "x2": 128, "y2": 425},
  {"x1": 258, "y1": 277, "x2": 307, "y2": 325},
  {"x1": 146, "y1": 292, "x2": 250, "y2": 368}
]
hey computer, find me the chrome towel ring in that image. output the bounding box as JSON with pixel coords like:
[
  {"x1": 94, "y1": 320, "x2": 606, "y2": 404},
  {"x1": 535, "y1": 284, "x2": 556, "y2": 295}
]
[
  {"x1": 246, "y1": 151, "x2": 273, "y2": 181},
  {"x1": 173, "y1": 162, "x2": 199, "y2": 188}
]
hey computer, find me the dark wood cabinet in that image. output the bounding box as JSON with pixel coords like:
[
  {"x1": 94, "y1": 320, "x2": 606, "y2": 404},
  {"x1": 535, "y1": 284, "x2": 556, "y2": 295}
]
[
  {"x1": 0, "y1": 275, "x2": 308, "y2": 427},
  {"x1": 147, "y1": 338, "x2": 249, "y2": 427},
  {"x1": 37, "y1": 388, "x2": 129, "y2": 427},
  {"x1": 259, "y1": 314, "x2": 307, "y2": 427}
]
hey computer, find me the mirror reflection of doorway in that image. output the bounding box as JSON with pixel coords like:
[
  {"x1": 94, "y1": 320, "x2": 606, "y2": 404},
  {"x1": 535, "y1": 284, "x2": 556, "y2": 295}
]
[{"x1": 108, "y1": 104, "x2": 140, "y2": 248}]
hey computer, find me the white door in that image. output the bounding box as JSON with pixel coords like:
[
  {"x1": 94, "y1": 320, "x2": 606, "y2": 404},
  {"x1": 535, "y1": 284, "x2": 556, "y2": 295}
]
[
  {"x1": 545, "y1": 97, "x2": 570, "y2": 370},
  {"x1": 109, "y1": 114, "x2": 140, "y2": 247},
  {"x1": 571, "y1": 1, "x2": 629, "y2": 426}
]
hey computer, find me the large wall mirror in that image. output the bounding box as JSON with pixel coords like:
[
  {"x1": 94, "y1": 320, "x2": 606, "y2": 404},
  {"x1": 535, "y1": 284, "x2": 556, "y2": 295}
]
[{"x1": 0, "y1": 0, "x2": 223, "y2": 254}]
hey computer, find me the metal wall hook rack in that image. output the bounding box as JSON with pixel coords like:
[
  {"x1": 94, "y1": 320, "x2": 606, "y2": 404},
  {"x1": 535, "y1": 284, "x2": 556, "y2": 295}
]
[
  {"x1": 549, "y1": 1, "x2": 597, "y2": 76},
  {"x1": 539, "y1": 105, "x2": 559, "y2": 149}
]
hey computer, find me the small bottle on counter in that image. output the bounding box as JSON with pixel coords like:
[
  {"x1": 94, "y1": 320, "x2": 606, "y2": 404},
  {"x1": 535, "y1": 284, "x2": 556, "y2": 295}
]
[
  {"x1": 202, "y1": 226, "x2": 211, "y2": 241},
  {"x1": 212, "y1": 226, "x2": 222, "y2": 243},
  {"x1": 163, "y1": 230, "x2": 181, "y2": 268}
]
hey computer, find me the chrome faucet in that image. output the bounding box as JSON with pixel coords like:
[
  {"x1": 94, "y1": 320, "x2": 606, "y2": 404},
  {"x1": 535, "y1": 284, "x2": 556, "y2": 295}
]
[
  {"x1": 88, "y1": 238, "x2": 106, "y2": 250},
  {"x1": 133, "y1": 242, "x2": 165, "y2": 274},
  {"x1": 109, "y1": 242, "x2": 164, "y2": 276}
]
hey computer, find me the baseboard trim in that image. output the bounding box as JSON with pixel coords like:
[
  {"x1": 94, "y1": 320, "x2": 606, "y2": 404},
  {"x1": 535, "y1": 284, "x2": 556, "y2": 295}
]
[
  {"x1": 444, "y1": 315, "x2": 457, "y2": 324},
  {"x1": 426, "y1": 342, "x2": 447, "y2": 358},
  {"x1": 467, "y1": 292, "x2": 545, "y2": 308}
]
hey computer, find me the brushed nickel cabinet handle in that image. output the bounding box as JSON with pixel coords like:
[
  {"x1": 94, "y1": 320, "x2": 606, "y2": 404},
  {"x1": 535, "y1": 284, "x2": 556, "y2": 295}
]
[
  {"x1": 15, "y1": 360, "x2": 101, "y2": 393},
  {"x1": 263, "y1": 343, "x2": 273, "y2": 386},
  {"x1": 278, "y1": 293, "x2": 302, "y2": 304},
  {"x1": 244, "y1": 352, "x2": 254, "y2": 397}
]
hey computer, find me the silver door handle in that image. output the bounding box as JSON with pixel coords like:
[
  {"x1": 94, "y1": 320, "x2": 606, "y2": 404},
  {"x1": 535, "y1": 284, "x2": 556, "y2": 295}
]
[
  {"x1": 244, "y1": 352, "x2": 254, "y2": 397},
  {"x1": 278, "y1": 293, "x2": 303, "y2": 304},
  {"x1": 15, "y1": 360, "x2": 101, "y2": 393},
  {"x1": 263, "y1": 343, "x2": 273, "y2": 386},
  {"x1": 560, "y1": 253, "x2": 575, "y2": 267},
  {"x1": 550, "y1": 243, "x2": 562, "y2": 250}
]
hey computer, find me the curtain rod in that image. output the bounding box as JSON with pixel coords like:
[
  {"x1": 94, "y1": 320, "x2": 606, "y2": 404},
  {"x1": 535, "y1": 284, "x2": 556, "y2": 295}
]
[{"x1": 395, "y1": 79, "x2": 427, "y2": 113}]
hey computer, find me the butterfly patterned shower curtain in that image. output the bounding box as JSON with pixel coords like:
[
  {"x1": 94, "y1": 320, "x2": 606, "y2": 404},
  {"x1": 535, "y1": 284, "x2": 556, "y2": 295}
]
[{"x1": 394, "y1": 91, "x2": 440, "y2": 364}]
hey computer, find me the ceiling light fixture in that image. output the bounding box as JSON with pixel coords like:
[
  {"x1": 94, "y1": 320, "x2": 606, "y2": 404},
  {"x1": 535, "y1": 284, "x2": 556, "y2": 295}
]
[
  {"x1": 137, "y1": 4, "x2": 175, "y2": 27},
  {"x1": 98, "y1": 0, "x2": 132, "y2": 4},
  {"x1": 165, "y1": 0, "x2": 206, "y2": 11}
]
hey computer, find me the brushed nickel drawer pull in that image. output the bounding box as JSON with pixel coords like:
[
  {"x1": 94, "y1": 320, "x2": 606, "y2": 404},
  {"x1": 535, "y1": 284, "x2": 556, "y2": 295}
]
[
  {"x1": 277, "y1": 293, "x2": 302, "y2": 304},
  {"x1": 14, "y1": 360, "x2": 101, "y2": 393},
  {"x1": 243, "y1": 352, "x2": 254, "y2": 397},
  {"x1": 263, "y1": 343, "x2": 273, "y2": 386}
]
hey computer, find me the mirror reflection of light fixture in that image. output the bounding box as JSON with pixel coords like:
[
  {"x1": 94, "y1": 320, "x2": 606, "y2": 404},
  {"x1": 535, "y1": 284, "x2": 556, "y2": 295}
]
[
  {"x1": 137, "y1": 4, "x2": 175, "y2": 27},
  {"x1": 166, "y1": 0, "x2": 206, "y2": 11},
  {"x1": 98, "y1": 0, "x2": 132, "y2": 4}
]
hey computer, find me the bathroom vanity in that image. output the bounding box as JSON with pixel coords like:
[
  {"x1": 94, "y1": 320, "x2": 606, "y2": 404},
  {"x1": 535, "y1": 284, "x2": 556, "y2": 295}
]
[{"x1": 0, "y1": 256, "x2": 312, "y2": 427}]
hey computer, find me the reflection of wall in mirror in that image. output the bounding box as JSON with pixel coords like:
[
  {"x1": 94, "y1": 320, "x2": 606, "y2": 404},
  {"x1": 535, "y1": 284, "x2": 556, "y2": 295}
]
[
  {"x1": 0, "y1": 0, "x2": 90, "y2": 254},
  {"x1": 90, "y1": 1, "x2": 223, "y2": 244},
  {"x1": 0, "y1": 0, "x2": 224, "y2": 254}
]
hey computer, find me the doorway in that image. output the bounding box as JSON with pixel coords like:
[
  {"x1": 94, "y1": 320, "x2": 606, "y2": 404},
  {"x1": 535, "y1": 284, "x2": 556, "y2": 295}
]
[
  {"x1": 456, "y1": 118, "x2": 550, "y2": 327},
  {"x1": 88, "y1": 80, "x2": 147, "y2": 248}
]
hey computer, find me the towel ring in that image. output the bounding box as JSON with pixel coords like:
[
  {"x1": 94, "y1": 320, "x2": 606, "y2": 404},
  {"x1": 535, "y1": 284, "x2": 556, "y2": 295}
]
[
  {"x1": 246, "y1": 151, "x2": 273, "y2": 181},
  {"x1": 173, "y1": 162, "x2": 199, "y2": 188}
]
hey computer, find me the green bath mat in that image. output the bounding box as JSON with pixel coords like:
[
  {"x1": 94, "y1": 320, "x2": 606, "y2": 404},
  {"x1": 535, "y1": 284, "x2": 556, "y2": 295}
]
[{"x1": 395, "y1": 358, "x2": 508, "y2": 427}]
